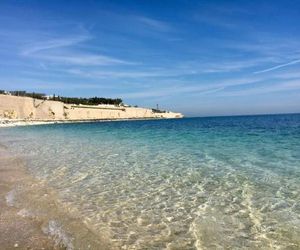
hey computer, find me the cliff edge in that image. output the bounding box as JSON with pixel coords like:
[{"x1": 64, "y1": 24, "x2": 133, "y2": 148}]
[{"x1": 0, "y1": 94, "x2": 183, "y2": 121}]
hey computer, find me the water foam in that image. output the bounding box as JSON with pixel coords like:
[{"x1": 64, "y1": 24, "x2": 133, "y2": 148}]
[{"x1": 42, "y1": 220, "x2": 74, "y2": 250}]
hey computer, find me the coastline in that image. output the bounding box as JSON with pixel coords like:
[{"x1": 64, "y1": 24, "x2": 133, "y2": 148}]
[
  {"x1": 0, "y1": 117, "x2": 181, "y2": 128},
  {"x1": 0, "y1": 145, "x2": 112, "y2": 249},
  {"x1": 1, "y1": 115, "x2": 299, "y2": 249}
]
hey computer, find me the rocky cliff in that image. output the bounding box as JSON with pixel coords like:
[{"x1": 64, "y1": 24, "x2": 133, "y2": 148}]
[{"x1": 0, "y1": 94, "x2": 183, "y2": 121}]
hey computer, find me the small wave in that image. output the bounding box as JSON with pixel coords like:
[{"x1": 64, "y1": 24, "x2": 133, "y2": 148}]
[
  {"x1": 42, "y1": 220, "x2": 74, "y2": 250},
  {"x1": 5, "y1": 189, "x2": 16, "y2": 206}
]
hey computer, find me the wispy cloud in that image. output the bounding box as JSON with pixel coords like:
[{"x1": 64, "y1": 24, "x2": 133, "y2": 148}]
[
  {"x1": 254, "y1": 59, "x2": 300, "y2": 74},
  {"x1": 66, "y1": 69, "x2": 163, "y2": 79},
  {"x1": 116, "y1": 70, "x2": 300, "y2": 99},
  {"x1": 120, "y1": 85, "x2": 224, "y2": 99},
  {"x1": 220, "y1": 80, "x2": 300, "y2": 97},
  {"x1": 197, "y1": 58, "x2": 273, "y2": 73},
  {"x1": 1, "y1": 0, "x2": 300, "y2": 115},
  {"x1": 137, "y1": 16, "x2": 171, "y2": 32},
  {"x1": 21, "y1": 36, "x2": 134, "y2": 66},
  {"x1": 64, "y1": 57, "x2": 279, "y2": 81},
  {"x1": 21, "y1": 36, "x2": 90, "y2": 55},
  {"x1": 35, "y1": 53, "x2": 133, "y2": 66},
  {"x1": 118, "y1": 76, "x2": 263, "y2": 99}
]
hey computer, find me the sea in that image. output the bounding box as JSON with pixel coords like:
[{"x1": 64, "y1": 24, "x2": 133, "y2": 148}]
[{"x1": 1, "y1": 114, "x2": 300, "y2": 249}]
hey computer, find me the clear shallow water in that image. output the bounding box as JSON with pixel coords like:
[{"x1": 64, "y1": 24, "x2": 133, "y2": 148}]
[{"x1": 1, "y1": 114, "x2": 300, "y2": 249}]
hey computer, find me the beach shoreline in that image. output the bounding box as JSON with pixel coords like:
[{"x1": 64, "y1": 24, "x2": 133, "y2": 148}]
[
  {"x1": 0, "y1": 145, "x2": 112, "y2": 250},
  {"x1": 0, "y1": 117, "x2": 181, "y2": 128},
  {"x1": 0, "y1": 145, "x2": 61, "y2": 249},
  {"x1": 1, "y1": 115, "x2": 299, "y2": 249}
]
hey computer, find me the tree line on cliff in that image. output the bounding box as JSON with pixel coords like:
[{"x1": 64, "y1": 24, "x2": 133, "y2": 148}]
[{"x1": 0, "y1": 90, "x2": 123, "y2": 106}]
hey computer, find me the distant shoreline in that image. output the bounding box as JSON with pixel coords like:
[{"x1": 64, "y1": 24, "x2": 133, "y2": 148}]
[{"x1": 0, "y1": 117, "x2": 180, "y2": 128}]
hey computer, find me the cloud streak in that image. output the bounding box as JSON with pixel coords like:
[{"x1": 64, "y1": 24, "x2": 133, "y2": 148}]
[
  {"x1": 254, "y1": 59, "x2": 300, "y2": 74},
  {"x1": 21, "y1": 35, "x2": 134, "y2": 66},
  {"x1": 64, "y1": 57, "x2": 281, "y2": 81},
  {"x1": 220, "y1": 80, "x2": 300, "y2": 97},
  {"x1": 35, "y1": 53, "x2": 133, "y2": 66},
  {"x1": 117, "y1": 70, "x2": 300, "y2": 99},
  {"x1": 21, "y1": 36, "x2": 90, "y2": 55}
]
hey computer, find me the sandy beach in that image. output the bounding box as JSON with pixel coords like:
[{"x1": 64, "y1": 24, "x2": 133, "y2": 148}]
[
  {"x1": 0, "y1": 119, "x2": 60, "y2": 128},
  {"x1": 0, "y1": 117, "x2": 181, "y2": 128},
  {"x1": 0, "y1": 145, "x2": 61, "y2": 249},
  {"x1": 1, "y1": 0, "x2": 299, "y2": 248},
  {"x1": 0, "y1": 145, "x2": 112, "y2": 250},
  {"x1": 0, "y1": 118, "x2": 98, "y2": 128}
]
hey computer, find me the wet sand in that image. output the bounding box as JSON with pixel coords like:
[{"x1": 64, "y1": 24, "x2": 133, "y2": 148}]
[
  {"x1": 0, "y1": 117, "x2": 173, "y2": 128},
  {"x1": 0, "y1": 145, "x2": 112, "y2": 250},
  {"x1": 0, "y1": 145, "x2": 61, "y2": 249}
]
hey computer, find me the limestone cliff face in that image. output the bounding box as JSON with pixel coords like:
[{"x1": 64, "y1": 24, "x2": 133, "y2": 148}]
[{"x1": 0, "y1": 95, "x2": 183, "y2": 120}]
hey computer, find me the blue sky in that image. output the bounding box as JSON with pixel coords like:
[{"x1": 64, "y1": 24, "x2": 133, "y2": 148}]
[{"x1": 0, "y1": 0, "x2": 300, "y2": 116}]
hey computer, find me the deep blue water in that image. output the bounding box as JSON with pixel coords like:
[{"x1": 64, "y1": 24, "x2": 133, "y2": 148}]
[{"x1": 1, "y1": 114, "x2": 300, "y2": 249}]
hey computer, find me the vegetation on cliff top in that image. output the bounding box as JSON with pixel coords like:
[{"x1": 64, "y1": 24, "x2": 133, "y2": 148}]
[{"x1": 0, "y1": 90, "x2": 123, "y2": 106}]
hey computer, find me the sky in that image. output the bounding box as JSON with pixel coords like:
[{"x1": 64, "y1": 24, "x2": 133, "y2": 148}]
[{"x1": 0, "y1": 0, "x2": 300, "y2": 117}]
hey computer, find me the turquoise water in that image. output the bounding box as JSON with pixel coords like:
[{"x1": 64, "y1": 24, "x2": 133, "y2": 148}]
[{"x1": 1, "y1": 114, "x2": 300, "y2": 249}]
